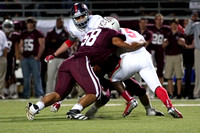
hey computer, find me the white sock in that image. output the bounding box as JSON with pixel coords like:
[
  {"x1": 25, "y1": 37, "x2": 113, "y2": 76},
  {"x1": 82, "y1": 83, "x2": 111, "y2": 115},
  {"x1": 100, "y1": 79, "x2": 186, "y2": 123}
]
[
  {"x1": 71, "y1": 103, "x2": 83, "y2": 111},
  {"x1": 36, "y1": 101, "x2": 45, "y2": 110},
  {"x1": 9, "y1": 84, "x2": 17, "y2": 95},
  {"x1": 13, "y1": 84, "x2": 17, "y2": 94},
  {"x1": 4, "y1": 88, "x2": 9, "y2": 95},
  {"x1": 30, "y1": 105, "x2": 39, "y2": 114}
]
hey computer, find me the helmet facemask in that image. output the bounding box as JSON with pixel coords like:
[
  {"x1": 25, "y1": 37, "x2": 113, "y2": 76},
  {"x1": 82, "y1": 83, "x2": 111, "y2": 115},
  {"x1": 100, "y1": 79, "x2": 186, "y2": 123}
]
[{"x1": 72, "y1": 11, "x2": 89, "y2": 29}]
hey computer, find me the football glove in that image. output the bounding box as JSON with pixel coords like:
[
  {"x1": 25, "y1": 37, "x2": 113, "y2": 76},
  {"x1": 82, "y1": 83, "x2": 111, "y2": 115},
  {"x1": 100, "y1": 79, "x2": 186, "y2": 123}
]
[{"x1": 44, "y1": 54, "x2": 55, "y2": 63}]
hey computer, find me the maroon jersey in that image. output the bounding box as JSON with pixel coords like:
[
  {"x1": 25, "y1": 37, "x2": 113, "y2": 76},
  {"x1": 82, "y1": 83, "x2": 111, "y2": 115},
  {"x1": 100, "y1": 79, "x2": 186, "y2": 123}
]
[
  {"x1": 74, "y1": 28, "x2": 126, "y2": 66},
  {"x1": 5, "y1": 32, "x2": 20, "y2": 79},
  {"x1": 138, "y1": 29, "x2": 153, "y2": 42},
  {"x1": 20, "y1": 29, "x2": 44, "y2": 57},
  {"x1": 147, "y1": 24, "x2": 170, "y2": 78},
  {"x1": 148, "y1": 25, "x2": 171, "y2": 46},
  {"x1": 165, "y1": 31, "x2": 186, "y2": 55},
  {"x1": 6, "y1": 32, "x2": 20, "y2": 59},
  {"x1": 45, "y1": 27, "x2": 69, "y2": 58}
]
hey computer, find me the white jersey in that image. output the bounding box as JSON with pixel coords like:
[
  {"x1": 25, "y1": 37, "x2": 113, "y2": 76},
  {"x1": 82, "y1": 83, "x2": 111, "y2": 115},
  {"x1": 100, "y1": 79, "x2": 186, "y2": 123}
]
[
  {"x1": 117, "y1": 28, "x2": 146, "y2": 58},
  {"x1": 0, "y1": 30, "x2": 8, "y2": 56},
  {"x1": 66, "y1": 15, "x2": 103, "y2": 42},
  {"x1": 111, "y1": 28, "x2": 161, "y2": 93}
]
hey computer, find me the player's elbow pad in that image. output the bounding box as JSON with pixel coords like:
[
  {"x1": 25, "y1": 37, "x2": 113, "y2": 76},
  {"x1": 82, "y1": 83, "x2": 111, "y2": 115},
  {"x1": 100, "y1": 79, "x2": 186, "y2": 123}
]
[{"x1": 65, "y1": 39, "x2": 74, "y2": 48}]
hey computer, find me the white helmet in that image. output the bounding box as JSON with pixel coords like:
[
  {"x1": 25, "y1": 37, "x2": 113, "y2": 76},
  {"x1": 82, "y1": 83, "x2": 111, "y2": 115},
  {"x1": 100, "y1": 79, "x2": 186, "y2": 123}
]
[
  {"x1": 2, "y1": 19, "x2": 14, "y2": 33},
  {"x1": 99, "y1": 17, "x2": 120, "y2": 31}
]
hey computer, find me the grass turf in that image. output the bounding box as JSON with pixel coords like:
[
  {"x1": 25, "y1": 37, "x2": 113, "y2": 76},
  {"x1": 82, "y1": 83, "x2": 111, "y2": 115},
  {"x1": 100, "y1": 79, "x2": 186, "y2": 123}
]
[{"x1": 0, "y1": 98, "x2": 200, "y2": 133}]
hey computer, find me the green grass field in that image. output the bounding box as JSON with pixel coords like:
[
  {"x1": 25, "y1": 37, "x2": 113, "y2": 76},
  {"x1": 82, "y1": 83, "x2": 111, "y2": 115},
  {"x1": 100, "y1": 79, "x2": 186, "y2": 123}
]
[{"x1": 0, "y1": 98, "x2": 200, "y2": 133}]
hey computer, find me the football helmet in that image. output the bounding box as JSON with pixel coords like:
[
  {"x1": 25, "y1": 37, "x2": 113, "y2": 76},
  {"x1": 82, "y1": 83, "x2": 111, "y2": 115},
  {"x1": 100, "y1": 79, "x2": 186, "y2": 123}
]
[
  {"x1": 2, "y1": 19, "x2": 14, "y2": 33},
  {"x1": 70, "y1": 3, "x2": 89, "y2": 29},
  {"x1": 99, "y1": 17, "x2": 120, "y2": 31}
]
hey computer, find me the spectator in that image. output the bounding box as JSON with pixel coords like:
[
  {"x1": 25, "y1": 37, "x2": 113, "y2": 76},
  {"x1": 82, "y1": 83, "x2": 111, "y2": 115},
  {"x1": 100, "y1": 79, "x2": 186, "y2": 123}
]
[
  {"x1": 148, "y1": 13, "x2": 171, "y2": 85},
  {"x1": 138, "y1": 18, "x2": 153, "y2": 52},
  {"x1": 45, "y1": 17, "x2": 69, "y2": 94},
  {"x1": 185, "y1": 12, "x2": 200, "y2": 99},
  {"x1": 162, "y1": 18, "x2": 187, "y2": 99},
  {"x1": 0, "y1": 29, "x2": 9, "y2": 99},
  {"x1": 2, "y1": 19, "x2": 20, "y2": 99},
  {"x1": 182, "y1": 18, "x2": 195, "y2": 99},
  {"x1": 19, "y1": 17, "x2": 45, "y2": 99}
]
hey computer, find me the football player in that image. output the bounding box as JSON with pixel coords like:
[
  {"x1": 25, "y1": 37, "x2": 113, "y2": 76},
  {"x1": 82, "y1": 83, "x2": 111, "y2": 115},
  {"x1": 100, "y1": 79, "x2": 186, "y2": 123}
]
[
  {"x1": 88, "y1": 19, "x2": 183, "y2": 118},
  {"x1": 44, "y1": 2, "x2": 103, "y2": 112},
  {"x1": 46, "y1": 3, "x2": 164, "y2": 118},
  {"x1": 148, "y1": 13, "x2": 171, "y2": 86},
  {"x1": 26, "y1": 19, "x2": 140, "y2": 120},
  {"x1": 2, "y1": 19, "x2": 20, "y2": 99},
  {"x1": 45, "y1": 3, "x2": 139, "y2": 116},
  {"x1": 19, "y1": 17, "x2": 45, "y2": 99}
]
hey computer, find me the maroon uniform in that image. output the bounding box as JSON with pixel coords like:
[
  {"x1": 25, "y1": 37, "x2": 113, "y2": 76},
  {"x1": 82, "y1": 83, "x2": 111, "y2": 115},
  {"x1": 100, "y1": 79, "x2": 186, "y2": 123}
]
[
  {"x1": 20, "y1": 29, "x2": 44, "y2": 57},
  {"x1": 138, "y1": 29, "x2": 153, "y2": 43},
  {"x1": 74, "y1": 28, "x2": 125, "y2": 65},
  {"x1": 148, "y1": 25, "x2": 171, "y2": 77},
  {"x1": 5, "y1": 32, "x2": 20, "y2": 80},
  {"x1": 55, "y1": 28, "x2": 126, "y2": 100}
]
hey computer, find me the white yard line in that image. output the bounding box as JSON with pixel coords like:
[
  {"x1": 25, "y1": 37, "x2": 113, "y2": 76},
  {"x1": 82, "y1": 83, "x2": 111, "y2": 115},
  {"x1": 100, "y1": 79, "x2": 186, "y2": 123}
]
[
  {"x1": 171, "y1": 104, "x2": 200, "y2": 107},
  {"x1": 61, "y1": 103, "x2": 200, "y2": 107},
  {"x1": 61, "y1": 103, "x2": 122, "y2": 107}
]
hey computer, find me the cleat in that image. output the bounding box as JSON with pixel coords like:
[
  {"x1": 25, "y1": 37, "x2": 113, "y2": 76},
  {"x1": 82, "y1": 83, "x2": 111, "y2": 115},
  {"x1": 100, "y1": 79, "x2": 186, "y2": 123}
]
[
  {"x1": 66, "y1": 109, "x2": 89, "y2": 120},
  {"x1": 50, "y1": 102, "x2": 61, "y2": 112},
  {"x1": 26, "y1": 102, "x2": 39, "y2": 120},
  {"x1": 123, "y1": 99, "x2": 138, "y2": 117},
  {"x1": 168, "y1": 107, "x2": 183, "y2": 118},
  {"x1": 85, "y1": 106, "x2": 98, "y2": 118},
  {"x1": 146, "y1": 108, "x2": 164, "y2": 116}
]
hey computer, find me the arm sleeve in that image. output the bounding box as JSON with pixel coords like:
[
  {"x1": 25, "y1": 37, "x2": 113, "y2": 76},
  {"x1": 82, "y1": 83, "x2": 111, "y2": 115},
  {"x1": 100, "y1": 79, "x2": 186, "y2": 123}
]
[{"x1": 65, "y1": 39, "x2": 75, "y2": 48}]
